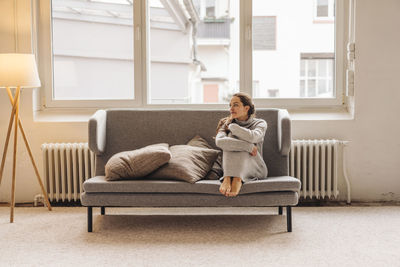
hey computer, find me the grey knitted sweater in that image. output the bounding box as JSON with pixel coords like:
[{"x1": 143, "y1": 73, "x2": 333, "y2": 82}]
[{"x1": 215, "y1": 117, "x2": 268, "y2": 181}]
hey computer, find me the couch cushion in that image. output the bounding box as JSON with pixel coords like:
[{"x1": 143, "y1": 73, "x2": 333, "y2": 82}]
[
  {"x1": 81, "y1": 191, "x2": 299, "y2": 207},
  {"x1": 186, "y1": 135, "x2": 223, "y2": 180},
  {"x1": 105, "y1": 143, "x2": 171, "y2": 181},
  {"x1": 83, "y1": 176, "x2": 301, "y2": 195},
  {"x1": 146, "y1": 145, "x2": 220, "y2": 183}
]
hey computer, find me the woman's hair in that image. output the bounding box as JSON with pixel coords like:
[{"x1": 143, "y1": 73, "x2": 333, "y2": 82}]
[{"x1": 216, "y1": 92, "x2": 256, "y2": 134}]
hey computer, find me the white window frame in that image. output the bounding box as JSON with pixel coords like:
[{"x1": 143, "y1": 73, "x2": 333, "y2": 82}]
[
  {"x1": 36, "y1": 0, "x2": 347, "y2": 110},
  {"x1": 36, "y1": 0, "x2": 144, "y2": 108},
  {"x1": 244, "y1": 0, "x2": 345, "y2": 109}
]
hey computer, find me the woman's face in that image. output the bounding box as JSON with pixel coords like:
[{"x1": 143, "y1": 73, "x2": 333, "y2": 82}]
[{"x1": 229, "y1": 96, "x2": 249, "y2": 120}]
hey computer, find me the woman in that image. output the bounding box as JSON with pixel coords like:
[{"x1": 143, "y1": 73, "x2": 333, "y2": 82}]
[{"x1": 215, "y1": 92, "x2": 268, "y2": 197}]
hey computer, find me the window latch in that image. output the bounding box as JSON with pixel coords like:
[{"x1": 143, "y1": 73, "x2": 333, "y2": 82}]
[
  {"x1": 135, "y1": 26, "x2": 141, "y2": 41},
  {"x1": 246, "y1": 25, "x2": 252, "y2": 41},
  {"x1": 347, "y1": 42, "x2": 355, "y2": 61}
]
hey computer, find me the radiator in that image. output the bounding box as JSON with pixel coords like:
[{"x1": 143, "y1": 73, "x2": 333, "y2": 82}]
[
  {"x1": 289, "y1": 139, "x2": 350, "y2": 202},
  {"x1": 41, "y1": 143, "x2": 95, "y2": 202}
]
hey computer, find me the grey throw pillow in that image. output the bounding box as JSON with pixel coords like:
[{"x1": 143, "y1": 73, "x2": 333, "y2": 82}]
[
  {"x1": 187, "y1": 135, "x2": 223, "y2": 180},
  {"x1": 146, "y1": 144, "x2": 220, "y2": 183},
  {"x1": 105, "y1": 143, "x2": 171, "y2": 181}
]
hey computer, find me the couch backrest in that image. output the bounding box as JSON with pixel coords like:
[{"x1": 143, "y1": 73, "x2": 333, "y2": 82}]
[{"x1": 94, "y1": 109, "x2": 289, "y2": 177}]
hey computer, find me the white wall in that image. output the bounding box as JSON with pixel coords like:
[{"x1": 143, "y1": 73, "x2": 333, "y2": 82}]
[
  {"x1": 52, "y1": 18, "x2": 135, "y2": 99},
  {"x1": 198, "y1": 46, "x2": 229, "y2": 79},
  {"x1": 149, "y1": 28, "x2": 192, "y2": 103},
  {"x1": 0, "y1": 0, "x2": 400, "y2": 203}
]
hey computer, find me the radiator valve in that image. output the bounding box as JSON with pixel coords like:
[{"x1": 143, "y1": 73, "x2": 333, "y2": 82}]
[{"x1": 33, "y1": 194, "x2": 46, "y2": 207}]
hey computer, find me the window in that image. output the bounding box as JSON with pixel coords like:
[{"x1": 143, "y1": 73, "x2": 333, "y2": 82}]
[
  {"x1": 51, "y1": 0, "x2": 134, "y2": 100},
  {"x1": 251, "y1": 0, "x2": 341, "y2": 106},
  {"x1": 205, "y1": 0, "x2": 216, "y2": 18},
  {"x1": 203, "y1": 83, "x2": 219, "y2": 103},
  {"x1": 37, "y1": 0, "x2": 346, "y2": 109},
  {"x1": 300, "y1": 53, "x2": 334, "y2": 98},
  {"x1": 252, "y1": 16, "x2": 276, "y2": 51},
  {"x1": 268, "y1": 89, "x2": 280, "y2": 97},
  {"x1": 314, "y1": 0, "x2": 335, "y2": 22}
]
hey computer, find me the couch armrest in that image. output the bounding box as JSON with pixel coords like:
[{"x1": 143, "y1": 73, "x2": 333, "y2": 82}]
[
  {"x1": 277, "y1": 109, "x2": 291, "y2": 156},
  {"x1": 88, "y1": 110, "x2": 107, "y2": 155}
]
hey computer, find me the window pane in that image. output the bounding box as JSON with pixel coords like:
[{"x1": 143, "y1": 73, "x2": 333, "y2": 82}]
[
  {"x1": 253, "y1": 0, "x2": 335, "y2": 98},
  {"x1": 328, "y1": 59, "x2": 334, "y2": 76},
  {"x1": 300, "y1": 80, "x2": 305, "y2": 97},
  {"x1": 308, "y1": 79, "x2": 316, "y2": 97},
  {"x1": 317, "y1": 0, "x2": 329, "y2": 17},
  {"x1": 300, "y1": 60, "x2": 305, "y2": 76},
  {"x1": 206, "y1": 0, "x2": 216, "y2": 18},
  {"x1": 148, "y1": 0, "x2": 239, "y2": 104},
  {"x1": 300, "y1": 58, "x2": 333, "y2": 98},
  {"x1": 51, "y1": 0, "x2": 134, "y2": 100},
  {"x1": 308, "y1": 60, "x2": 317, "y2": 76},
  {"x1": 318, "y1": 60, "x2": 327, "y2": 76},
  {"x1": 317, "y1": 79, "x2": 326, "y2": 94},
  {"x1": 268, "y1": 89, "x2": 279, "y2": 97}
]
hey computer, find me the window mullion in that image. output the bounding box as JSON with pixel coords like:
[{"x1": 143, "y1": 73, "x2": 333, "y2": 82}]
[
  {"x1": 240, "y1": 0, "x2": 252, "y2": 96},
  {"x1": 134, "y1": 0, "x2": 143, "y2": 106},
  {"x1": 142, "y1": 0, "x2": 150, "y2": 106}
]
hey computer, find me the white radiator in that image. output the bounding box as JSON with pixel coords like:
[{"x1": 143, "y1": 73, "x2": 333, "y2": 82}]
[
  {"x1": 289, "y1": 139, "x2": 350, "y2": 202},
  {"x1": 41, "y1": 143, "x2": 95, "y2": 202}
]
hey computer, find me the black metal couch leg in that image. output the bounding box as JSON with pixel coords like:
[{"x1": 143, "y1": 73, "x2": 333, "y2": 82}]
[
  {"x1": 278, "y1": 206, "x2": 283, "y2": 215},
  {"x1": 88, "y1": 207, "x2": 93, "y2": 232},
  {"x1": 101, "y1": 206, "x2": 105, "y2": 215},
  {"x1": 286, "y1": 206, "x2": 292, "y2": 232}
]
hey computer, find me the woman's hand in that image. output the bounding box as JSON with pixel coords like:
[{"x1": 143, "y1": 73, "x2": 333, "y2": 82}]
[
  {"x1": 250, "y1": 145, "x2": 257, "y2": 156},
  {"x1": 226, "y1": 114, "x2": 234, "y2": 125},
  {"x1": 224, "y1": 115, "x2": 234, "y2": 133}
]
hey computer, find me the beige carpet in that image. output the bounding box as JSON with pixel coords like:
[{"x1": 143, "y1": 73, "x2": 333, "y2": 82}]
[{"x1": 0, "y1": 206, "x2": 399, "y2": 266}]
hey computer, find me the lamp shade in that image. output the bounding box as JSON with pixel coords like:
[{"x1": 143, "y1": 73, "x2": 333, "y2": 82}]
[{"x1": 0, "y1": 53, "x2": 41, "y2": 88}]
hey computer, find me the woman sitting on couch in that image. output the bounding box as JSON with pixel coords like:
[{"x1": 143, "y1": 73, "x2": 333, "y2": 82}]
[{"x1": 215, "y1": 92, "x2": 268, "y2": 197}]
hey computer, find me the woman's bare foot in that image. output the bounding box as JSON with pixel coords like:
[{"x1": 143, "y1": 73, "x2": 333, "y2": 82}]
[
  {"x1": 228, "y1": 177, "x2": 242, "y2": 197},
  {"x1": 219, "y1": 176, "x2": 232, "y2": 196}
]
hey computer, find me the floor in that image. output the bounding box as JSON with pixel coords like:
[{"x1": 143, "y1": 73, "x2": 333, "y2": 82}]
[{"x1": 1, "y1": 205, "x2": 399, "y2": 266}]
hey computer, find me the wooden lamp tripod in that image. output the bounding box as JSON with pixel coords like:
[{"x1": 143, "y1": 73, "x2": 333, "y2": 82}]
[{"x1": 0, "y1": 53, "x2": 52, "y2": 223}]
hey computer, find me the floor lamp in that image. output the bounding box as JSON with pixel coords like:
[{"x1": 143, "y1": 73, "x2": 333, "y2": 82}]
[{"x1": 0, "y1": 53, "x2": 52, "y2": 223}]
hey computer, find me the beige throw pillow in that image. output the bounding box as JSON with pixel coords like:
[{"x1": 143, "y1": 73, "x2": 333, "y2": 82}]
[
  {"x1": 187, "y1": 135, "x2": 223, "y2": 180},
  {"x1": 146, "y1": 144, "x2": 220, "y2": 183},
  {"x1": 105, "y1": 143, "x2": 171, "y2": 181}
]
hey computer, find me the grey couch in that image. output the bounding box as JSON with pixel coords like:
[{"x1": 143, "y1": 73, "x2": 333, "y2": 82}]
[{"x1": 81, "y1": 109, "x2": 301, "y2": 232}]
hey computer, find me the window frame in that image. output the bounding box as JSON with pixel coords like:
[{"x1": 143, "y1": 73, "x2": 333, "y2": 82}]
[
  {"x1": 36, "y1": 0, "x2": 347, "y2": 110},
  {"x1": 37, "y1": 0, "x2": 144, "y2": 108},
  {"x1": 245, "y1": 0, "x2": 345, "y2": 108}
]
